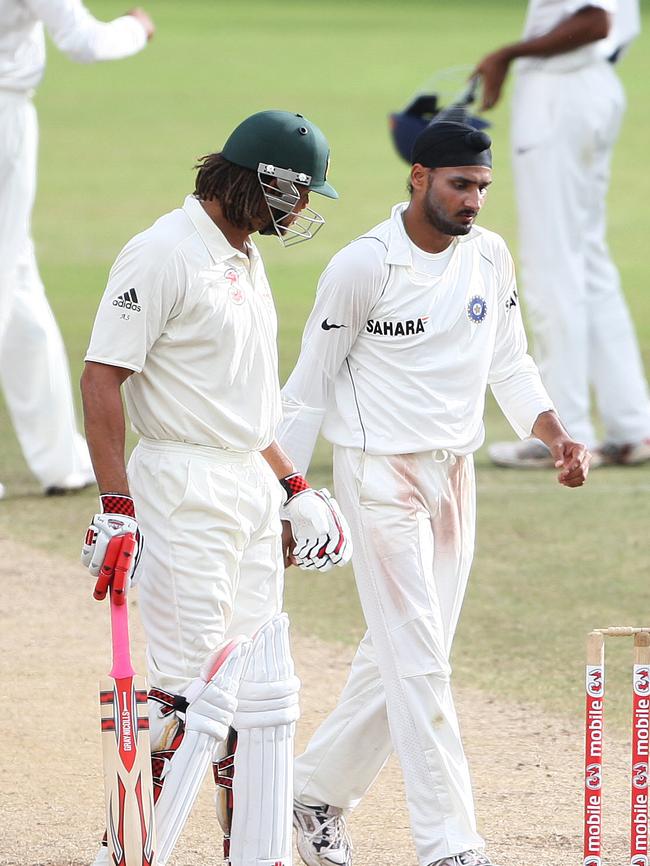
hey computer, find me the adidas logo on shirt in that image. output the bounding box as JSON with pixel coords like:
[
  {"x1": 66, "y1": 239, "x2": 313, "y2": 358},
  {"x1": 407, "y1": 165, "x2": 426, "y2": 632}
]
[{"x1": 112, "y1": 288, "x2": 141, "y2": 312}]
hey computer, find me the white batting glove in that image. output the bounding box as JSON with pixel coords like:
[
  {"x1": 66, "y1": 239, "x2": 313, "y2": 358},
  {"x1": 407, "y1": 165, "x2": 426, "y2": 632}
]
[
  {"x1": 279, "y1": 474, "x2": 352, "y2": 571},
  {"x1": 81, "y1": 493, "x2": 144, "y2": 593}
]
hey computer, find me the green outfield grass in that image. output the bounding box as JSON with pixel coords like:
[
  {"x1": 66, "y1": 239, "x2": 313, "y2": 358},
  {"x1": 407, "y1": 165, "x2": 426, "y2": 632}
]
[{"x1": 1, "y1": 0, "x2": 649, "y2": 728}]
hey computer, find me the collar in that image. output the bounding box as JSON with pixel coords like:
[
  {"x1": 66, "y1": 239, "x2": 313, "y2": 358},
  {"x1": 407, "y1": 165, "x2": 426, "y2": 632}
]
[
  {"x1": 385, "y1": 201, "x2": 478, "y2": 266},
  {"x1": 182, "y1": 194, "x2": 260, "y2": 265}
]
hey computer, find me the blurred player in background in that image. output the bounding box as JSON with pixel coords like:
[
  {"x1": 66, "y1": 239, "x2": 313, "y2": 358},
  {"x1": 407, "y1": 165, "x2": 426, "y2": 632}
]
[
  {"x1": 80, "y1": 110, "x2": 351, "y2": 866},
  {"x1": 474, "y1": 0, "x2": 650, "y2": 468},
  {"x1": 0, "y1": 0, "x2": 154, "y2": 498},
  {"x1": 278, "y1": 119, "x2": 589, "y2": 866}
]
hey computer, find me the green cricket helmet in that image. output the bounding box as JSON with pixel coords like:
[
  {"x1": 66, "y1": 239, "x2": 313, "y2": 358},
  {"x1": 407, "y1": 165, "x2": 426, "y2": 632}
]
[{"x1": 222, "y1": 110, "x2": 337, "y2": 246}]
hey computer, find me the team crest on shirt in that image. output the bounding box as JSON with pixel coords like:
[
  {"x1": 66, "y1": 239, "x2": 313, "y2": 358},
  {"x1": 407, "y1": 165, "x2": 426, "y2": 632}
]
[
  {"x1": 467, "y1": 295, "x2": 487, "y2": 323},
  {"x1": 225, "y1": 268, "x2": 245, "y2": 304}
]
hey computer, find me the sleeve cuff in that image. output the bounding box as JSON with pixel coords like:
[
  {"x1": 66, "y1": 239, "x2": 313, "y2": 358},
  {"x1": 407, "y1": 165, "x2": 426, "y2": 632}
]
[
  {"x1": 114, "y1": 14, "x2": 149, "y2": 52},
  {"x1": 84, "y1": 355, "x2": 143, "y2": 374},
  {"x1": 276, "y1": 401, "x2": 326, "y2": 476}
]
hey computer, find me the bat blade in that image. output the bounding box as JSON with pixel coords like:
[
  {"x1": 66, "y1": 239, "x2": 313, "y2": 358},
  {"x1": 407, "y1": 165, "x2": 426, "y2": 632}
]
[
  {"x1": 99, "y1": 535, "x2": 156, "y2": 866},
  {"x1": 100, "y1": 673, "x2": 156, "y2": 865}
]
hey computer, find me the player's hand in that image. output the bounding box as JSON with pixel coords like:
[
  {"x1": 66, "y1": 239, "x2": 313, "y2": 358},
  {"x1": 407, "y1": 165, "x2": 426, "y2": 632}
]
[
  {"x1": 127, "y1": 7, "x2": 155, "y2": 40},
  {"x1": 473, "y1": 48, "x2": 513, "y2": 110},
  {"x1": 279, "y1": 474, "x2": 352, "y2": 571},
  {"x1": 93, "y1": 533, "x2": 138, "y2": 604},
  {"x1": 550, "y1": 439, "x2": 591, "y2": 488},
  {"x1": 81, "y1": 494, "x2": 144, "y2": 595},
  {"x1": 281, "y1": 520, "x2": 299, "y2": 568}
]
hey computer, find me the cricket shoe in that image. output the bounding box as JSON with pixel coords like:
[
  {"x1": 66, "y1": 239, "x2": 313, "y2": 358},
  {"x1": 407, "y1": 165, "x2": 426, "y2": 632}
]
[
  {"x1": 487, "y1": 438, "x2": 555, "y2": 468},
  {"x1": 489, "y1": 439, "x2": 602, "y2": 470},
  {"x1": 293, "y1": 800, "x2": 353, "y2": 866},
  {"x1": 428, "y1": 850, "x2": 501, "y2": 866},
  {"x1": 44, "y1": 468, "x2": 96, "y2": 496},
  {"x1": 595, "y1": 437, "x2": 650, "y2": 466}
]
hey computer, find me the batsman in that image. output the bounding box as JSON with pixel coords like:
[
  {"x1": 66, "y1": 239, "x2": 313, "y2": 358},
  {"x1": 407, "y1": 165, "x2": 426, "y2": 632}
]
[{"x1": 80, "y1": 110, "x2": 351, "y2": 866}]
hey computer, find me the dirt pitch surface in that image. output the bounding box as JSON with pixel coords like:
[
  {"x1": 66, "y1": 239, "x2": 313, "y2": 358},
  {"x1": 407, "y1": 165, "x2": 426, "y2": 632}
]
[{"x1": 1, "y1": 540, "x2": 633, "y2": 866}]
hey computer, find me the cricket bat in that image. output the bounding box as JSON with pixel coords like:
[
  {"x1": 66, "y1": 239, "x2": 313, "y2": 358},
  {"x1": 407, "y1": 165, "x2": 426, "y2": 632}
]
[{"x1": 97, "y1": 534, "x2": 156, "y2": 866}]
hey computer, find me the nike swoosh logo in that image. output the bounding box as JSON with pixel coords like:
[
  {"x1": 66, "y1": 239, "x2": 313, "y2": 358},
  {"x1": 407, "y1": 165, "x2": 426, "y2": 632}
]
[{"x1": 321, "y1": 318, "x2": 347, "y2": 331}]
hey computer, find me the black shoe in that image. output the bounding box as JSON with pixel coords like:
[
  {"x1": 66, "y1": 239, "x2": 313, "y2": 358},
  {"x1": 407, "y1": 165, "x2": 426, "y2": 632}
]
[
  {"x1": 44, "y1": 471, "x2": 95, "y2": 496},
  {"x1": 429, "y1": 851, "x2": 500, "y2": 866}
]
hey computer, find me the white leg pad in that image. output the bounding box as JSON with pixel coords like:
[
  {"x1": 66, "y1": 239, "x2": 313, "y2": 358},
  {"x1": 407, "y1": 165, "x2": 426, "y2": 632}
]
[
  {"x1": 90, "y1": 845, "x2": 109, "y2": 866},
  {"x1": 155, "y1": 637, "x2": 252, "y2": 866},
  {"x1": 229, "y1": 613, "x2": 301, "y2": 866}
]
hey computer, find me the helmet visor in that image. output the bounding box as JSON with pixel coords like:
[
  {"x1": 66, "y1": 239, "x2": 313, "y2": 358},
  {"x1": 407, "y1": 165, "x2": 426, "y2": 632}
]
[{"x1": 310, "y1": 179, "x2": 338, "y2": 199}]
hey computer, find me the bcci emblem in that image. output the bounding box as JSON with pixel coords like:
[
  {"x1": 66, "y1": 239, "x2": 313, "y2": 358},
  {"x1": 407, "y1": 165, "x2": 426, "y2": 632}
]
[{"x1": 467, "y1": 295, "x2": 487, "y2": 323}]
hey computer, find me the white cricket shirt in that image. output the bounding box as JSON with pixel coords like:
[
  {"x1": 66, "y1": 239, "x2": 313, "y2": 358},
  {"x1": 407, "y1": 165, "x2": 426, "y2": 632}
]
[
  {"x1": 86, "y1": 195, "x2": 281, "y2": 453},
  {"x1": 0, "y1": 0, "x2": 147, "y2": 92},
  {"x1": 278, "y1": 203, "x2": 553, "y2": 473},
  {"x1": 518, "y1": 0, "x2": 640, "y2": 73}
]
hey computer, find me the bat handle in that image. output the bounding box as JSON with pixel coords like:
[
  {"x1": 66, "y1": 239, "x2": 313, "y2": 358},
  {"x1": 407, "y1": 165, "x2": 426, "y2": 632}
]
[{"x1": 109, "y1": 535, "x2": 137, "y2": 680}]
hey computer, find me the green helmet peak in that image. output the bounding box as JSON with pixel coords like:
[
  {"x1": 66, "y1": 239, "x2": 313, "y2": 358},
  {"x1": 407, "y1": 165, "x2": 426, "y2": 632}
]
[{"x1": 222, "y1": 110, "x2": 337, "y2": 200}]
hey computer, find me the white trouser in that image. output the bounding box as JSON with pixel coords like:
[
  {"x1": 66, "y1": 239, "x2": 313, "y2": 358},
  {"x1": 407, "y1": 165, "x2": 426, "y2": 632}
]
[
  {"x1": 512, "y1": 62, "x2": 650, "y2": 447},
  {"x1": 128, "y1": 437, "x2": 285, "y2": 694},
  {"x1": 0, "y1": 89, "x2": 92, "y2": 487},
  {"x1": 295, "y1": 446, "x2": 483, "y2": 865}
]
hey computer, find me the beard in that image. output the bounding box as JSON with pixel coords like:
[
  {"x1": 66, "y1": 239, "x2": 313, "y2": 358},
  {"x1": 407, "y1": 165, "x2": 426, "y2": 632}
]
[
  {"x1": 258, "y1": 219, "x2": 277, "y2": 236},
  {"x1": 423, "y1": 175, "x2": 476, "y2": 236},
  {"x1": 258, "y1": 207, "x2": 293, "y2": 237},
  {"x1": 423, "y1": 193, "x2": 474, "y2": 236}
]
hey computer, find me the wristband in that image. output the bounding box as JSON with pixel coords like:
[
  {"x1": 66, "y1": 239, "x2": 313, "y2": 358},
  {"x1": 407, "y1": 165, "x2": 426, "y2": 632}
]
[
  {"x1": 279, "y1": 473, "x2": 310, "y2": 504},
  {"x1": 100, "y1": 493, "x2": 136, "y2": 518}
]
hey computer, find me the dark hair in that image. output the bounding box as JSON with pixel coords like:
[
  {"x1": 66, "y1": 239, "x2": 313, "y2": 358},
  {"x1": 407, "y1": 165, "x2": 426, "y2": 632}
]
[{"x1": 193, "y1": 153, "x2": 266, "y2": 229}]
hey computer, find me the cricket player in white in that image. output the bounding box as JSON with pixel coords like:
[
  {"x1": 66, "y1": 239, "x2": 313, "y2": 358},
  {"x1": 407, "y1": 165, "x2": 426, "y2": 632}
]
[
  {"x1": 279, "y1": 121, "x2": 590, "y2": 866},
  {"x1": 0, "y1": 0, "x2": 155, "y2": 497},
  {"x1": 79, "y1": 111, "x2": 351, "y2": 866},
  {"x1": 474, "y1": 0, "x2": 650, "y2": 468}
]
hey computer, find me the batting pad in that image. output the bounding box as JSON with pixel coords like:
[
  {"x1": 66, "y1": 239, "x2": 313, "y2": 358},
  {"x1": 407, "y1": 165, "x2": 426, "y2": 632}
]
[
  {"x1": 229, "y1": 613, "x2": 301, "y2": 866},
  {"x1": 155, "y1": 636, "x2": 252, "y2": 866},
  {"x1": 90, "y1": 845, "x2": 109, "y2": 865}
]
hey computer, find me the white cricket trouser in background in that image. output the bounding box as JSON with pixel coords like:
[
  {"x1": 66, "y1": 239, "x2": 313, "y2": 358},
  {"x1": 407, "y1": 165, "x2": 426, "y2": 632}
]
[
  {"x1": 294, "y1": 446, "x2": 483, "y2": 865},
  {"x1": 512, "y1": 61, "x2": 650, "y2": 448},
  {"x1": 128, "y1": 437, "x2": 285, "y2": 694},
  {"x1": 0, "y1": 88, "x2": 92, "y2": 488}
]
